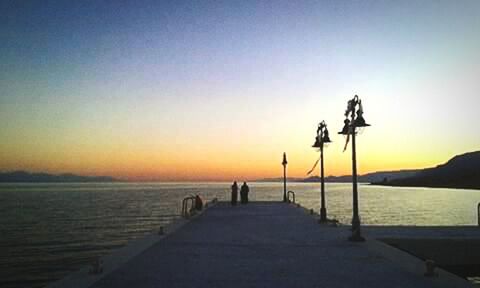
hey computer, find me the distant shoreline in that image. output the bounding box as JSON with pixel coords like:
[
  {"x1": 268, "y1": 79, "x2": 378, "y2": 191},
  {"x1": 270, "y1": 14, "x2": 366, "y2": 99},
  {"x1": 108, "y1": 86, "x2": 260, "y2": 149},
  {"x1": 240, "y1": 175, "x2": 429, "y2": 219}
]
[
  {"x1": 2, "y1": 149, "x2": 479, "y2": 190},
  {"x1": 370, "y1": 182, "x2": 480, "y2": 191},
  {"x1": 0, "y1": 171, "x2": 118, "y2": 183},
  {"x1": 1, "y1": 181, "x2": 478, "y2": 191}
]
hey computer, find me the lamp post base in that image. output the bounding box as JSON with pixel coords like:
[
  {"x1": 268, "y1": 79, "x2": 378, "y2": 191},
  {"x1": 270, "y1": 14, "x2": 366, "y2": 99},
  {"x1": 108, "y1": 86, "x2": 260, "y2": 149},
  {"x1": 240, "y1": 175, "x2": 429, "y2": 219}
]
[
  {"x1": 318, "y1": 207, "x2": 327, "y2": 223},
  {"x1": 348, "y1": 228, "x2": 365, "y2": 242},
  {"x1": 349, "y1": 216, "x2": 364, "y2": 241}
]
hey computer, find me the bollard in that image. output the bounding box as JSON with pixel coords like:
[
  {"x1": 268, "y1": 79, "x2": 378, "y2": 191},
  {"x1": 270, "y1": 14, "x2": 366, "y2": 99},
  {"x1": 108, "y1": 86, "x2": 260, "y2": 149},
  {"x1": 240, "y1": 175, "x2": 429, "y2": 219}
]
[
  {"x1": 424, "y1": 259, "x2": 437, "y2": 277},
  {"x1": 158, "y1": 226, "x2": 164, "y2": 235},
  {"x1": 310, "y1": 209, "x2": 314, "y2": 215}
]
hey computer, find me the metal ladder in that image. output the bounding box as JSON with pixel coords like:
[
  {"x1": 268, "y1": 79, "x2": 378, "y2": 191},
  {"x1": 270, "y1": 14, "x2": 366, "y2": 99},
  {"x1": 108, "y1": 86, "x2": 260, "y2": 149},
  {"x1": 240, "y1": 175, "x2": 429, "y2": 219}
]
[
  {"x1": 181, "y1": 196, "x2": 196, "y2": 218},
  {"x1": 287, "y1": 190, "x2": 295, "y2": 203}
]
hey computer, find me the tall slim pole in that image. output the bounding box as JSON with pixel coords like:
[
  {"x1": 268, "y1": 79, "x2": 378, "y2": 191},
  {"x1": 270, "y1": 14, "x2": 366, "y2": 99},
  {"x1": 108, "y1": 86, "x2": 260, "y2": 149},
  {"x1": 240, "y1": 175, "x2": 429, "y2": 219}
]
[
  {"x1": 349, "y1": 112, "x2": 364, "y2": 241},
  {"x1": 319, "y1": 144, "x2": 327, "y2": 221},
  {"x1": 282, "y1": 152, "x2": 287, "y2": 202},
  {"x1": 283, "y1": 164, "x2": 287, "y2": 202}
]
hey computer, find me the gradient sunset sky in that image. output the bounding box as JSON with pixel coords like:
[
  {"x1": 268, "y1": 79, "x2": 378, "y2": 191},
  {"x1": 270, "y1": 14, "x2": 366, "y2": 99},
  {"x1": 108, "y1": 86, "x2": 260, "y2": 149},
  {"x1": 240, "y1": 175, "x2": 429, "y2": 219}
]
[{"x1": 1, "y1": 1, "x2": 479, "y2": 181}]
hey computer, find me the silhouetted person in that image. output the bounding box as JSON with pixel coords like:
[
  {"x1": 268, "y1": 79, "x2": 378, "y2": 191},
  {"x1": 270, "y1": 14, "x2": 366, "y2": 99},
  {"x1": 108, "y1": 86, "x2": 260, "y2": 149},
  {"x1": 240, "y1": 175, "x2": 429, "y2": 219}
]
[
  {"x1": 231, "y1": 181, "x2": 238, "y2": 206},
  {"x1": 240, "y1": 182, "x2": 249, "y2": 204},
  {"x1": 195, "y1": 195, "x2": 203, "y2": 211}
]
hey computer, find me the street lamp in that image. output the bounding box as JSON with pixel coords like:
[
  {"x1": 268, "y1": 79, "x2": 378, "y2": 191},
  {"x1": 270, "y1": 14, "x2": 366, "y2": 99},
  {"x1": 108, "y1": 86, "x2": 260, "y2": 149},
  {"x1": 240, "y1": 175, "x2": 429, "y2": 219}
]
[
  {"x1": 312, "y1": 121, "x2": 331, "y2": 222},
  {"x1": 339, "y1": 95, "x2": 370, "y2": 242},
  {"x1": 282, "y1": 152, "x2": 288, "y2": 202}
]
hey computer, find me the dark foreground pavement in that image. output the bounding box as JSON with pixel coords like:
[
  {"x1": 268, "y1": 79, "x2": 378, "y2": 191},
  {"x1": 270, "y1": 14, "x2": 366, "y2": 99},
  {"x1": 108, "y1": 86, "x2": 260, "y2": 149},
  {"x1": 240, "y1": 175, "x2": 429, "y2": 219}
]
[{"x1": 85, "y1": 202, "x2": 471, "y2": 288}]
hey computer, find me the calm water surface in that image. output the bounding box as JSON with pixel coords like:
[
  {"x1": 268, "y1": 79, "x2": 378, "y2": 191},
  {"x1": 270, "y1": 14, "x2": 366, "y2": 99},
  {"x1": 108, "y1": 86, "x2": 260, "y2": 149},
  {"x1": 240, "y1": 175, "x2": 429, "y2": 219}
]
[{"x1": 0, "y1": 182, "x2": 479, "y2": 287}]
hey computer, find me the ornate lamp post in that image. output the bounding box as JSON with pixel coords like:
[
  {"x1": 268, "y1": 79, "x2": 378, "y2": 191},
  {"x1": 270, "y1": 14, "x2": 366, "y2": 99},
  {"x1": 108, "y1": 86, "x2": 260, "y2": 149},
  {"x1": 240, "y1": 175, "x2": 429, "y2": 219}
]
[
  {"x1": 282, "y1": 152, "x2": 288, "y2": 202},
  {"x1": 312, "y1": 121, "x2": 331, "y2": 222},
  {"x1": 338, "y1": 95, "x2": 370, "y2": 242}
]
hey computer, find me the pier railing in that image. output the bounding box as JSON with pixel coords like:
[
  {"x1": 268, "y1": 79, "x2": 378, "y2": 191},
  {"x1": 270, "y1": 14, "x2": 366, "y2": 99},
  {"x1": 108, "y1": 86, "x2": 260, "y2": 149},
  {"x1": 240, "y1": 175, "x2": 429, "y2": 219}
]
[
  {"x1": 181, "y1": 196, "x2": 196, "y2": 218},
  {"x1": 287, "y1": 190, "x2": 295, "y2": 203}
]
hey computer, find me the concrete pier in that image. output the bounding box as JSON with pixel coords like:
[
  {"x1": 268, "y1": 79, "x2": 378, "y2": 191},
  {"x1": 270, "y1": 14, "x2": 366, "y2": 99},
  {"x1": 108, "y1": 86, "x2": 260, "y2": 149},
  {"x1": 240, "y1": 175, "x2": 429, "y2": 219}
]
[{"x1": 50, "y1": 202, "x2": 475, "y2": 288}]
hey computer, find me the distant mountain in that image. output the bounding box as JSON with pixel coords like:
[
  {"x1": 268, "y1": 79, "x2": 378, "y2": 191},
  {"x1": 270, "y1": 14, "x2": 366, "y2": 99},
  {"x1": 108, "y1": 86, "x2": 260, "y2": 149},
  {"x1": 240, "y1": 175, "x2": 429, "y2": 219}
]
[
  {"x1": 358, "y1": 170, "x2": 421, "y2": 183},
  {"x1": 256, "y1": 170, "x2": 420, "y2": 183},
  {"x1": 302, "y1": 170, "x2": 419, "y2": 183},
  {"x1": 0, "y1": 171, "x2": 118, "y2": 183},
  {"x1": 374, "y1": 151, "x2": 480, "y2": 190}
]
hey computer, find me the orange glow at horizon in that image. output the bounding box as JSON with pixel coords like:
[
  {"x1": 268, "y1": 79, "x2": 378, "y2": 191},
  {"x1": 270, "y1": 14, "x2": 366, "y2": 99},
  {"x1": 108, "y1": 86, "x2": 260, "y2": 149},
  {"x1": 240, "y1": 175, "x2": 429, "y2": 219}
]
[
  {"x1": 1, "y1": 1, "x2": 479, "y2": 181},
  {"x1": 0, "y1": 132, "x2": 475, "y2": 181}
]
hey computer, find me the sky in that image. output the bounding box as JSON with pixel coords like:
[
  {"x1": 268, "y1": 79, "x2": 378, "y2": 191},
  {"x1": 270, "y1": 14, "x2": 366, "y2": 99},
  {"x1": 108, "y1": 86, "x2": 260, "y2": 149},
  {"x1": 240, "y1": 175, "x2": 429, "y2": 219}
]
[{"x1": 1, "y1": 0, "x2": 479, "y2": 181}]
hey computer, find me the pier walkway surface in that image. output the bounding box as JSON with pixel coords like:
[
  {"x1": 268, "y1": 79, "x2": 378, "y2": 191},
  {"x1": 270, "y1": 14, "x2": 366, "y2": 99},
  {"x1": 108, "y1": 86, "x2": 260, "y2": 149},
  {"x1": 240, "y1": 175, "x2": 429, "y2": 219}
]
[{"x1": 53, "y1": 202, "x2": 475, "y2": 288}]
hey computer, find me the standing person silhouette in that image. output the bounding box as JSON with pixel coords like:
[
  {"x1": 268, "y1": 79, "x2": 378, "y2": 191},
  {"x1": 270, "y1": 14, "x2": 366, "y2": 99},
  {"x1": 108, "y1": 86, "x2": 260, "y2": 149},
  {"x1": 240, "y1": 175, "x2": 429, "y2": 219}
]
[
  {"x1": 231, "y1": 181, "x2": 238, "y2": 206},
  {"x1": 240, "y1": 182, "x2": 250, "y2": 204}
]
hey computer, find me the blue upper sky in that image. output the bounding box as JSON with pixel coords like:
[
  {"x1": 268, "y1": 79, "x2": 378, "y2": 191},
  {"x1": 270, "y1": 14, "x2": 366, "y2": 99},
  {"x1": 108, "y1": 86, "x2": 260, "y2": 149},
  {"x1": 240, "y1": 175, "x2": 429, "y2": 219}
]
[{"x1": 1, "y1": 1, "x2": 479, "y2": 179}]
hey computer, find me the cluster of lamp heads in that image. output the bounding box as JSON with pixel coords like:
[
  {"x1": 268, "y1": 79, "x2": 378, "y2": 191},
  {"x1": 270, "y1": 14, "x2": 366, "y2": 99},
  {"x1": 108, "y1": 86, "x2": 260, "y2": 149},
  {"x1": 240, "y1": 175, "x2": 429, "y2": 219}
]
[
  {"x1": 312, "y1": 121, "x2": 331, "y2": 148},
  {"x1": 313, "y1": 95, "x2": 370, "y2": 148}
]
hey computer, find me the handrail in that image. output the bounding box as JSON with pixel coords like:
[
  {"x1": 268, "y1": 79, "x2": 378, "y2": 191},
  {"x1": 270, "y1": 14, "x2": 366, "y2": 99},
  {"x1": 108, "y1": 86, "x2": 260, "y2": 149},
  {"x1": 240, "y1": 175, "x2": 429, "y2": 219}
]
[
  {"x1": 287, "y1": 190, "x2": 295, "y2": 203},
  {"x1": 478, "y1": 203, "x2": 480, "y2": 226},
  {"x1": 182, "y1": 196, "x2": 196, "y2": 218}
]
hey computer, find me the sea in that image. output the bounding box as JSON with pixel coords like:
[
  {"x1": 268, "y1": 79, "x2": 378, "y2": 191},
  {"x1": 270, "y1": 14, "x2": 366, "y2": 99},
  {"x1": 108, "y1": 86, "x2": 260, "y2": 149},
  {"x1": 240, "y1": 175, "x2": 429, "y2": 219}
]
[{"x1": 1, "y1": 182, "x2": 479, "y2": 288}]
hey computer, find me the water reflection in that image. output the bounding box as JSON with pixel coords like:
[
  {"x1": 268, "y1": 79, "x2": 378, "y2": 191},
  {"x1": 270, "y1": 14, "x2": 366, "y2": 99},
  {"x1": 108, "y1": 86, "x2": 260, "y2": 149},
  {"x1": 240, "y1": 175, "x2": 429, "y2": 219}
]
[{"x1": 0, "y1": 182, "x2": 479, "y2": 287}]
